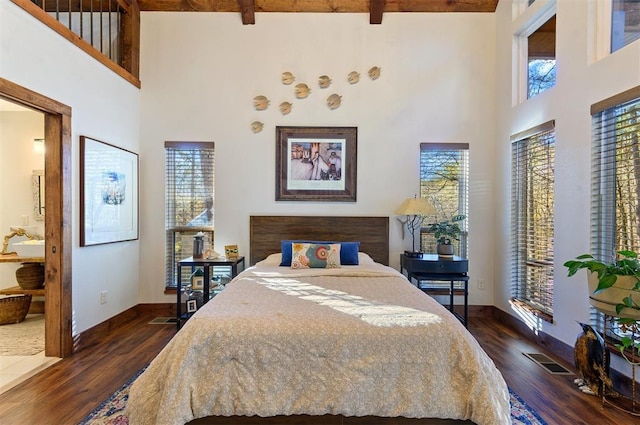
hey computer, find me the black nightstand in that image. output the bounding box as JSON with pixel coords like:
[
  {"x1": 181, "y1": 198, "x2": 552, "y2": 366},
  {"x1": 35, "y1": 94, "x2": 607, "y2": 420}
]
[
  {"x1": 176, "y1": 256, "x2": 245, "y2": 329},
  {"x1": 400, "y1": 253, "x2": 469, "y2": 327}
]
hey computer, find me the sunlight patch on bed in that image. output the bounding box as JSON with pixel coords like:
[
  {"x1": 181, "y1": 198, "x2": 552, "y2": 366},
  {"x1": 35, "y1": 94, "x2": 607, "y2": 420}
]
[{"x1": 259, "y1": 278, "x2": 442, "y2": 327}]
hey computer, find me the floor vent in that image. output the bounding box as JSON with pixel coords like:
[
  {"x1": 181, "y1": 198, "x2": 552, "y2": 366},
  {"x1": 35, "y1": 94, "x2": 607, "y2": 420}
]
[
  {"x1": 523, "y1": 352, "x2": 573, "y2": 375},
  {"x1": 148, "y1": 317, "x2": 177, "y2": 325}
]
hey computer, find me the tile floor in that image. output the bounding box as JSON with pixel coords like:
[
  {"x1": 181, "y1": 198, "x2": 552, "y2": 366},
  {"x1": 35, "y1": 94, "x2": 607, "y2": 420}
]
[{"x1": 0, "y1": 351, "x2": 60, "y2": 395}]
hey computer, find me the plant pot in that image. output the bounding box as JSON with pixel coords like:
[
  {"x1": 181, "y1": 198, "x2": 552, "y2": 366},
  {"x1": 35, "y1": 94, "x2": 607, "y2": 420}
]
[
  {"x1": 15, "y1": 262, "x2": 45, "y2": 289},
  {"x1": 437, "y1": 243, "x2": 454, "y2": 257},
  {"x1": 588, "y1": 272, "x2": 640, "y2": 320}
]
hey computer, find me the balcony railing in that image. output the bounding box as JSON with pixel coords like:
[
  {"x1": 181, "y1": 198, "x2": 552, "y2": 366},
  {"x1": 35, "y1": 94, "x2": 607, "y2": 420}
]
[{"x1": 12, "y1": 0, "x2": 140, "y2": 87}]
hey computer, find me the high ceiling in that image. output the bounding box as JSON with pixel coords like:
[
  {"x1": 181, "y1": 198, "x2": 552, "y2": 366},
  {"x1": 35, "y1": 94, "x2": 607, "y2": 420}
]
[{"x1": 137, "y1": 0, "x2": 500, "y2": 25}]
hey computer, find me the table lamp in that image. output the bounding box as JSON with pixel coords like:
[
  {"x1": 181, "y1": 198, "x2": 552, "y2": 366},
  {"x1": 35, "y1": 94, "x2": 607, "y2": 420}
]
[{"x1": 395, "y1": 195, "x2": 435, "y2": 258}]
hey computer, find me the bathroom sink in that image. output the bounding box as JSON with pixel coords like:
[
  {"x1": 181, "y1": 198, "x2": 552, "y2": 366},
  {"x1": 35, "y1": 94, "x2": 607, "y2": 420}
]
[{"x1": 13, "y1": 240, "x2": 45, "y2": 258}]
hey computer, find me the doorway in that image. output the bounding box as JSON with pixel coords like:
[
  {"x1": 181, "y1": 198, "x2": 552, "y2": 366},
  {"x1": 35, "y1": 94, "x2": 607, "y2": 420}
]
[{"x1": 0, "y1": 77, "x2": 72, "y2": 358}]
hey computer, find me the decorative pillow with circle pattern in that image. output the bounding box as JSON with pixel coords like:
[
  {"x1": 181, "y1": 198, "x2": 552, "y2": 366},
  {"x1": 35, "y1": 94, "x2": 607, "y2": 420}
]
[{"x1": 291, "y1": 243, "x2": 341, "y2": 269}]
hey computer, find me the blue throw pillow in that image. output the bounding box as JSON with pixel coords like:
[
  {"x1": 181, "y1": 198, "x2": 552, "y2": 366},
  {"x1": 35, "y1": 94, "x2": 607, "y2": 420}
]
[{"x1": 280, "y1": 240, "x2": 360, "y2": 266}]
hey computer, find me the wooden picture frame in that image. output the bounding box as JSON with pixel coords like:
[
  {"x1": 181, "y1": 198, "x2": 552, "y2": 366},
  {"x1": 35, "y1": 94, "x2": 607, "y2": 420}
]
[
  {"x1": 276, "y1": 126, "x2": 357, "y2": 202},
  {"x1": 80, "y1": 136, "x2": 139, "y2": 246},
  {"x1": 225, "y1": 245, "x2": 239, "y2": 259}
]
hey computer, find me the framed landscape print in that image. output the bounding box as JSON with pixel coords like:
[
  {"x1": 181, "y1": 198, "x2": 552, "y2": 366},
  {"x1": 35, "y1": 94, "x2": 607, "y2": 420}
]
[
  {"x1": 80, "y1": 136, "x2": 139, "y2": 246},
  {"x1": 276, "y1": 126, "x2": 357, "y2": 202}
]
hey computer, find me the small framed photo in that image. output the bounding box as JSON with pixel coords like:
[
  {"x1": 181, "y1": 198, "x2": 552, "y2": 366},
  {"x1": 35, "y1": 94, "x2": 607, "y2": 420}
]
[
  {"x1": 186, "y1": 299, "x2": 197, "y2": 313},
  {"x1": 225, "y1": 245, "x2": 239, "y2": 259},
  {"x1": 191, "y1": 274, "x2": 204, "y2": 291}
]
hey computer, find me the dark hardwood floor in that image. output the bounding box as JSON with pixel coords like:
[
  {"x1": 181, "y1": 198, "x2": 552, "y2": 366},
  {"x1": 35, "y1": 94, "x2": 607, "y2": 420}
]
[{"x1": 0, "y1": 309, "x2": 637, "y2": 425}]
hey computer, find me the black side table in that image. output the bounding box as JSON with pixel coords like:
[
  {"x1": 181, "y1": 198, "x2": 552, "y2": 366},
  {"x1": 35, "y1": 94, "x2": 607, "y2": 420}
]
[
  {"x1": 176, "y1": 256, "x2": 245, "y2": 329},
  {"x1": 400, "y1": 254, "x2": 469, "y2": 327}
]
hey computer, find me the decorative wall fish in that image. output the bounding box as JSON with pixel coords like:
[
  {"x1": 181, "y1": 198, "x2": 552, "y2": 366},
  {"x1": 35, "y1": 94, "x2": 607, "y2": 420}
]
[
  {"x1": 281, "y1": 72, "x2": 295, "y2": 85},
  {"x1": 294, "y1": 83, "x2": 311, "y2": 99},
  {"x1": 327, "y1": 93, "x2": 342, "y2": 110},
  {"x1": 253, "y1": 95, "x2": 270, "y2": 110},
  {"x1": 250, "y1": 121, "x2": 264, "y2": 133},
  {"x1": 347, "y1": 71, "x2": 360, "y2": 84},
  {"x1": 279, "y1": 102, "x2": 293, "y2": 115},
  {"x1": 318, "y1": 75, "x2": 332, "y2": 88},
  {"x1": 368, "y1": 66, "x2": 381, "y2": 80}
]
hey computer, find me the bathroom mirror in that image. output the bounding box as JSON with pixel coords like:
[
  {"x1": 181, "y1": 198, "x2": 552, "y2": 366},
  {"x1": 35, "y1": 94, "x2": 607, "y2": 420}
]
[{"x1": 32, "y1": 169, "x2": 44, "y2": 221}]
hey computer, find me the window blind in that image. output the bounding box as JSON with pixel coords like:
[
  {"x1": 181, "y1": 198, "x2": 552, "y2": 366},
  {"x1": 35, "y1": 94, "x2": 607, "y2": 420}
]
[
  {"x1": 419, "y1": 143, "x2": 469, "y2": 258},
  {"x1": 511, "y1": 122, "x2": 555, "y2": 319},
  {"x1": 591, "y1": 92, "x2": 640, "y2": 341},
  {"x1": 592, "y1": 94, "x2": 640, "y2": 259},
  {"x1": 165, "y1": 142, "x2": 215, "y2": 287}
]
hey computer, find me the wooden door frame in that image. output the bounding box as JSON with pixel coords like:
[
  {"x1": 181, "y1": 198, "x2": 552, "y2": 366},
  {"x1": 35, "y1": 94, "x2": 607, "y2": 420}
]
[{"x1": 0, "y1": 77, "x2": 73, "y2": 357}]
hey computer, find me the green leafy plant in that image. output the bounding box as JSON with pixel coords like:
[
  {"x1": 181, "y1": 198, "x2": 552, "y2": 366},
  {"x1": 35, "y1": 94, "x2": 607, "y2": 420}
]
[
  {"x1": 565, "y1": 251, "x2": 640, "y2": 364},
  {"x1": 615, "y1": 318, "x2": 640, "y2": 365},
  {"x1": 564, "y1": 250, "x2": 640, "y2": 315},
  {"x1": 424, "y1": 215, "x2": 465, "y2": 245}
]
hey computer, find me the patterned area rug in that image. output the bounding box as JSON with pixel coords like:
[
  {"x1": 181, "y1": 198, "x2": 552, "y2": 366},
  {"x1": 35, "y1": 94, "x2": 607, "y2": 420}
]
[
  {"x1": 0, "y1": 314, "x2": 44, "y2": 356},
  {"x1": 79, "y1": 368, "x2": 547, "y2": 425}
]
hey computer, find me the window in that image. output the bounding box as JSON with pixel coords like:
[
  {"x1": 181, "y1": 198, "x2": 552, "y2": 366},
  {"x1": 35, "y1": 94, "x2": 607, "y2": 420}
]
[
  {"x1": 591, "y1": 87, "x2": 640, "y2": 343},
  {"x1": 528, "y1": 15, "x2": 556, "y2": 98},
  {"x1": 612, "y1": 0, "x2": 640, "y2": 53},
  {"x1": 165, "y1": 142, "x2": 215, "y2": 288},
  {"x1": 591, "y1": 88, "x2": 640, "y2": 264},
  {"x1": 511, "y1": 121, "x2": 555, "y2": 320},
  {"x1": 419, "y1": 143, "x2": 469, "y2": 258}
]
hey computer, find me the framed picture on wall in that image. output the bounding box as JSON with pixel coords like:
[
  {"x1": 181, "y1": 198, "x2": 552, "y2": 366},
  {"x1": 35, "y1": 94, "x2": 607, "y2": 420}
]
[
  {"x1": 276, "y1": 126, "x2": 357, "y2": 202},
  {"x1": 80, "y1": 136, "x2": 139, "y2": 246}
]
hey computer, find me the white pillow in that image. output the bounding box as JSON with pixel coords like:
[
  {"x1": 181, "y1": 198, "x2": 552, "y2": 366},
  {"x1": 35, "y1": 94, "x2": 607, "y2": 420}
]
[
  {"x1": 255, "y1": 253, "x2": 282, "y2": 267},
  {"x1": 357, "y1": 252, "x2": 376, "y2": 265}
]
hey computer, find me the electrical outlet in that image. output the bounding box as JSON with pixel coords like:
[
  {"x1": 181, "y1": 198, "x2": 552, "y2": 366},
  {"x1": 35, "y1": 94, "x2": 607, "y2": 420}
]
[
  {"x1": 100, "y1": 291, "x2": 107, "y2": 304},
  {"x1": 478, "y1": 279, "x2": 486, "y2": 290}
]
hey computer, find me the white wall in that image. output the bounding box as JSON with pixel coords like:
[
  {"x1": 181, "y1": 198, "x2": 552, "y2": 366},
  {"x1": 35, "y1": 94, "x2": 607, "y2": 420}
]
[
  {"x1": 0, "y1": 1, "x2": 141, "y2": 333},
  {"x1": 0, "y1": 110, "x2": 45, "y2": 288},
  {"x1": 494, "y1": 0, "x2": 640, "y2": 354},
  {"x1": 138, "y1": 12, "x2": 498, "y2": 304}
]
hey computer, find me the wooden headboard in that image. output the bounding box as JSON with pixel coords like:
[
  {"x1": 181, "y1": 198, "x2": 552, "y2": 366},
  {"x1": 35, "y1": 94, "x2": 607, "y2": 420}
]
[{"x1": 249, "y1": 216, "x2": 389, "y2": 266}]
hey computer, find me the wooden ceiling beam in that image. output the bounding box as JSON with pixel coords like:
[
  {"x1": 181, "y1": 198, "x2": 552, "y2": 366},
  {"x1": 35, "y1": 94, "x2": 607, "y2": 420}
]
[
  {"x1": 238, "y1": 0, "x2": 255, "y2": 24},
  {"x1": 370, "y1": 0, "x2": 384, "y2": 24},
  {"x1": 137, "y1": 1, "x2": 498, "y2": 14}
]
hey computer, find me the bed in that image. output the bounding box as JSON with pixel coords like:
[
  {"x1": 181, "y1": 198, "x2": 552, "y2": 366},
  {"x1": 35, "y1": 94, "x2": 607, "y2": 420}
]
[{"x1": 127, "y1": 216, "x2": 510, "y2": 425}]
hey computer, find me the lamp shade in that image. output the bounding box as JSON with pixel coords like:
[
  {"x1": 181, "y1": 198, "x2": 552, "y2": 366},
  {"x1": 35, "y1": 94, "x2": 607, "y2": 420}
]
[{"x1": 395, "y1": 197, "x2": 435, "y2": 216}]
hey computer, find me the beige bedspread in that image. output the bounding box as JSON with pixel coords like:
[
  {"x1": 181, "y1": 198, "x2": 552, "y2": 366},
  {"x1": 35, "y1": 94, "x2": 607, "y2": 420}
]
[{"x1": 127, "y1": 262, "x2": 510, "y2": 425}]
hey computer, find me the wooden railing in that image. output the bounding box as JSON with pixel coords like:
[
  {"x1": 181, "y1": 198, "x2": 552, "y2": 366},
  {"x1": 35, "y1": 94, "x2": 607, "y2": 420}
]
[{"x1": 11, "y1": 0, "x2": 140, "y2": 87}]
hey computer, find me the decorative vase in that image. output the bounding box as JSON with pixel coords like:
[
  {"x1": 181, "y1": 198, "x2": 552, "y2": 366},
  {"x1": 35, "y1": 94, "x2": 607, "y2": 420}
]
[
  {"x1": 587, "y1": 272, "x2": 640, "y2": 320},
  {"x1": 15, "y1": 262, "x2": 45, "y2": 289},
  {"x1": 437, "y1": 243, "x2": 454, "y2": 257}
]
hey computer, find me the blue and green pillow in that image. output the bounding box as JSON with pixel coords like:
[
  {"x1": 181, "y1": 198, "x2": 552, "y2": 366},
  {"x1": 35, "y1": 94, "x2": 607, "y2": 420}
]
[
  {"x1": 280, "y1": 240, "x2": 360, "y2": 266},
  {"x1": 291, "y1": 243, "x2": 341, "y2": 269}
]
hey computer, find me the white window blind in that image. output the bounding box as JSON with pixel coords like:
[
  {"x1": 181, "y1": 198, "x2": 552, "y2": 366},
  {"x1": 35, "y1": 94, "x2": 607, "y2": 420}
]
[
  {"x1": 419, "y1": 143, "x2": 469, "y2": 258},
  {"x1": 592, "y1": 90, "x2": 640, "y2": 260},
  {"x1": 591, "y1": 87, "x2": 640, "y2": 340},
  {"x1": 511, "y1": 121, "x2": 555, "y2": 319},
  {"x1": 165, "y1": 142, "x2": 215, "y2": 288}
]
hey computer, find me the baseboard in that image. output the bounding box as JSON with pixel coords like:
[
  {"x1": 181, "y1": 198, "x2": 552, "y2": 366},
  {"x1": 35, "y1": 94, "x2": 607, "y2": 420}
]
[
  {"x1": 489, "y1": 305, "x2": 637, "y2": 398},
  {"x1": 72, "y1": 303, "x2": 175, "y2": 353}
]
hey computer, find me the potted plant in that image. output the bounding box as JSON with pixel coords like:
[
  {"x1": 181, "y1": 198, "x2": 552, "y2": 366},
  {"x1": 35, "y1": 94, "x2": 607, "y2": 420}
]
[
  {"x1": 424, "y1": 215, "x2": 465, "y2": 256},
  {"x1": 563, "y1": 250, "x2": 640, "y2": 320}
]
